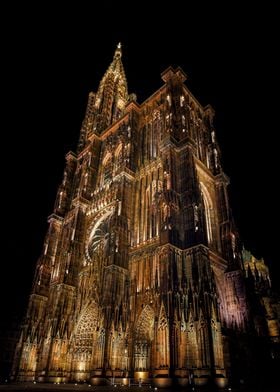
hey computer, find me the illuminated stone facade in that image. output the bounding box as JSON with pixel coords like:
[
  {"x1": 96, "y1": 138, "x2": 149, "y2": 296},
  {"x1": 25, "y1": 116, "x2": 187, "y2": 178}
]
[
  {"x1": 12, "y1": 44, "x2": 278, "y2": 387},
  {"x1": 243, "y1": 250, "x2": 279, "y2": 342}
]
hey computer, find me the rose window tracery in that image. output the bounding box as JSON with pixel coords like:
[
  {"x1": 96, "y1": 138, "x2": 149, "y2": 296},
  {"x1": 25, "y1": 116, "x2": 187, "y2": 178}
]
[
  {"x1": 86, "y1": 210, "x2": 115, "y2": 265},
  {"x1": 88, "y1": 219, "x2": 111, "y2": 258}
]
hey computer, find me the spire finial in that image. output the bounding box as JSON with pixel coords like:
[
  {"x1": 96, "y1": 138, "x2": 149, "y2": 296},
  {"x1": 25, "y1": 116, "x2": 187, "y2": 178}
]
[{"x1": 114, "y1": 42, "x2": 122, "y2": 58}]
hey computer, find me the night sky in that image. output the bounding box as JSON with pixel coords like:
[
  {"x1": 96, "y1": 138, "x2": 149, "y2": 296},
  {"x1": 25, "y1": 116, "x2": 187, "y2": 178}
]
[{"x1": 2, "y1": 2, "x2": 279, "y2": 321}]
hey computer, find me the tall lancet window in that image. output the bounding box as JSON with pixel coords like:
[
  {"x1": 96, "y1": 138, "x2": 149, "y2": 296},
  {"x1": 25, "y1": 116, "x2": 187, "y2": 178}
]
[
  {"x1": 114, "y1": 143, "x2": 123, "y2": 172},
  {"x1": 200, "y1": 183, "x2": 213, "y2": 245},
  {"x1": 102, "y1": 153, "x2": 112, "y2": 185}
]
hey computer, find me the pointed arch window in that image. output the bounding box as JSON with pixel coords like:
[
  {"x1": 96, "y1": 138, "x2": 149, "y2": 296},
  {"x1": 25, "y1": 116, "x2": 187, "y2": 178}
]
[
  {"x1": 204, "y1": 196, "x2": 212, "y2": 244},
  {"x1": 114, "y1": 143, "x2": 123, "y2": 172},
  {"x1": 102, "y1": 153, "x2": 112, "y2": 184},
  {"x1": 104, "y1": 163, "x2": 111, "y2": 183},
  {"x1": 200, "y1": 183, "x2": 213, "y2": 245}
]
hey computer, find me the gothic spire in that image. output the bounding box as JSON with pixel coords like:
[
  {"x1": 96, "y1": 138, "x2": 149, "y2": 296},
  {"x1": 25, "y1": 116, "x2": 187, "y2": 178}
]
[
  {"x1": 77, "y1": 44, "x2": 129, "y2": 150},
  {"x1": 94, "y1": 42, "x2": 128, "y2": 131}
]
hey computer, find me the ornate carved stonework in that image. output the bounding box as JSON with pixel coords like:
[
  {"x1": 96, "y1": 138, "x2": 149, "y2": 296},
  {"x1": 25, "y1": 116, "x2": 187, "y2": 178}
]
[{"x1": 12, "y1": 44, "x2": 279, "y2": 387}]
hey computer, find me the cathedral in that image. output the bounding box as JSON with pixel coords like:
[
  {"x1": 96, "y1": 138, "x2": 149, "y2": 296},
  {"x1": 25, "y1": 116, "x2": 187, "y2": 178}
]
[{"x1": 12, "y1": 44, "x2": 279, "y2": 388}]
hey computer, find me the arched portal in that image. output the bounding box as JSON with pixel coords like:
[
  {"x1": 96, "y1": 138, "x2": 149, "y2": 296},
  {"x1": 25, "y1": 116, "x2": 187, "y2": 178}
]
[
  {"x1": 134, "y1": 305, "x2": 154, "y2": 372},
  {"x1": 70, "y1": 303, "x2": 104, "y2": 380}
]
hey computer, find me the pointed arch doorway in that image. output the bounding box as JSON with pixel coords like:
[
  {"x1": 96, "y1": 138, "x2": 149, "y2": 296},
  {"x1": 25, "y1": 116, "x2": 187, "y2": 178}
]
[
  {"x1": 133, "y1": 305, "x2": 154, "y2": 380},
  {"x1": 70, "y1": 303, "x2": 104, "y2": 381}
]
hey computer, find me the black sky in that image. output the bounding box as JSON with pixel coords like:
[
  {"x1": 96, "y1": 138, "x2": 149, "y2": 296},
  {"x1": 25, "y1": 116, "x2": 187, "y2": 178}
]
[{"x1": 2, "y1": 2, "x2": 279, "y2": 320}]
